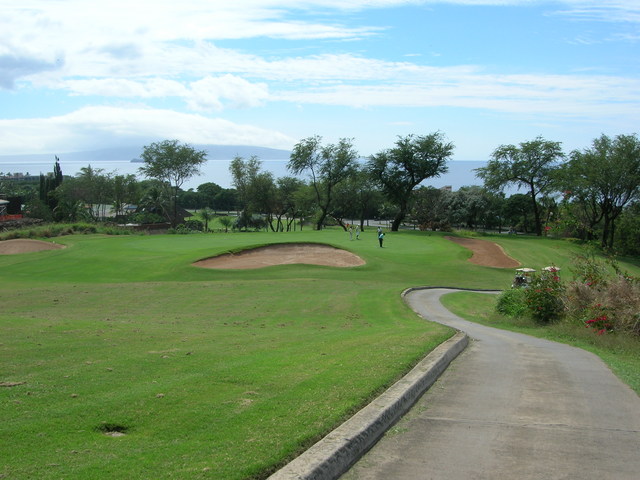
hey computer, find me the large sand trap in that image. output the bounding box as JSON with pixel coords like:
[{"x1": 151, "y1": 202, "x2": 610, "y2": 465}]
[
  {"x1": 445, "y1": 236, "x2": 519, "y2": 268},
  {"x1": 194, "y1": 243, "x2": 365, "y2": 270},
  {"x1": 0, "y1": 239, "x2": 66, "y2": 255}
]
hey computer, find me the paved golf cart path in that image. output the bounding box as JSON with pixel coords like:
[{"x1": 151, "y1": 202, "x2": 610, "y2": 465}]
[{"x1": 342, "y1": 288, "x2": 640, "y2": 480}]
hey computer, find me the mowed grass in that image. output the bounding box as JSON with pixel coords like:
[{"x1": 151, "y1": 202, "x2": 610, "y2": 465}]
[{"x1": 2, "y1": 229, "x2": 637, "y2": 479}]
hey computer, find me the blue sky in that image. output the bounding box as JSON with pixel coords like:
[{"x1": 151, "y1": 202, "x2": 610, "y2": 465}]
[{"x1": 1, "y1": 0, "x2": 639, "y2": 161}]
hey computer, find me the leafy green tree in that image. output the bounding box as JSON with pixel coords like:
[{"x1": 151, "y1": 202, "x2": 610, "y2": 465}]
[
  {"x1": 54, "y1": 165, "x2": 113, "y2": 221},
  {"x1": 562, "y1": 134, "x2": 640, "y2": 249},
  {"x1": 139, "y1": 140, "x2": 207, "y2": 227},
  {"x1": 230, "y1": 155, "x2": 261, "y2": 223},
  {"x1": 615, "y1": 202, "x2": 640, "y2": 255},
  {"x1": 139, "y1": 181, "x2": 171, "y2": 222},
  {"x1": 177, "y1": 189, "x2": 203, "y2": 210},
  {"x1": 291, "y1": 183, "x2": 316, "y2": 230},
  {"x1": 503, "y1": 193, "x2": 534, "y2": 233},
  {"x1": 476, "y1": 136, "x2": 564, "y2": 236},
  {"x1": 251, "y1": 171, "x2": 277, "y2": 231},
  {"x1": 368, "y1": 133, "x2": 453, "y2": 231},
  {"x1": 332, "y1": 165, "x2": 382, "y2": 230},
  {"x1": 410, "y1": 186, "x2": 451, "y2": 231},
  {"x1": 196, "y1": 182, "x2": 223, "y2": 209},
  {"x1": 288, "y1": 136, "x2": 358, "y2": 230},
  {"x1": 213, "y1": 188, "x2": 238, "y2": 212},
  {"x1": 112, "y1": 174, "x2": 140, "y2": 218},
  {"x1": 273, "y1": 176, "x2": 305, "y2": 232},
  {"x1": 447, "y1": 186, "x2": 487, "y2": 230}
]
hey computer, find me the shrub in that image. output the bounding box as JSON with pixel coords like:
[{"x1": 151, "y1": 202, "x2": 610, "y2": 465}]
[
  {"x1": 565, "y1": 267, "x2": 640, "y2": 336},
  {"x1": 571, "y1": 252, "x2": 609, "y2": 287},
  {"x1": 183, "y1": 219, "x2": 204, "y2": 232},
  {"x1": 129, "y1": 212, "x2": 166, "y2": 224},
  {"x1": 583, "y1": 303, "x2": 613, "y2": 335},
  {"x1": 496, "y1": 288, "x2": 528, "y2": 317},
  {"x1": 523, "y1": 274, "x2": 565, "y2": 323}
]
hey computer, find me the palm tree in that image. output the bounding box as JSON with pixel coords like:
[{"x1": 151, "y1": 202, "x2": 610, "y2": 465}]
[
  {"x1": 219, "y1": 216, "x2": 233, "y2": 233},
  {"x1": 199, "y1": 207, "x2": 215, "y2": 232}
]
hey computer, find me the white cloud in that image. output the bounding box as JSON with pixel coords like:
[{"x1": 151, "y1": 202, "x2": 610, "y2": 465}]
[
  {"x1": 59, "y1": 75, "x2": 270, "y2": 112},
  {"x1": 0, "y1": 0, "x2": 638, "y2": 159},
  {"x1": 272, "y1": 67, "x2": 640, "y2": 119},
  {"x1": 186, "y1": 75, "x2": 270, "y2": 111},
  {"x1": 62, "y1": 78, "x2": 188, "y2": 98},
  {"x1": 0, "y1": 106, "x2": 295, "y2": 155}
]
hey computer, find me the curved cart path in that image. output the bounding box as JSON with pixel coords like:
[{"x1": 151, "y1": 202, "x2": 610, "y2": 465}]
[{"x1": 342, "y1": 288, "x2": 640, "y2": 480}]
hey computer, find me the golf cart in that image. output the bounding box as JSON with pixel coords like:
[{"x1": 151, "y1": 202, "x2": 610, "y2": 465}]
[
  {"x1": 512, "y1": 267, "x2": 536, "y2": 288},
  {"x1": 541, "y1": 266, "x2": 561, "y2": 279}
]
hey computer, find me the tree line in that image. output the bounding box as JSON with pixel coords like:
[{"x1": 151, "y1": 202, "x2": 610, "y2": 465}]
[{"x1": 3, "y1": 133, "x2": 639, "y2": 255}]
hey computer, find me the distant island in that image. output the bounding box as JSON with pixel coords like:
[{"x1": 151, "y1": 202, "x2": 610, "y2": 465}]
[
  {"x1": 130, "y1": 144, "x2": 292, "y2": 163},
  {"x1": 0, "y1": 144, "x2": 292, "y2": 165}
]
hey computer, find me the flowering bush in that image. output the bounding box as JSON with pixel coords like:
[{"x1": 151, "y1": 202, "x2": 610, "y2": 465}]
[
  {"x1": 571, "y1": 253, "x2": 608, "y2": 287},
  {"x1": 565, "y1": 273, "x2": 640, "y2": 336},
  {"x1": 584, "y1": 304, "x2": 613, "y2": 335},
  {"x1": 524, "y1": 273, "x2": 565, "y2": 323}
]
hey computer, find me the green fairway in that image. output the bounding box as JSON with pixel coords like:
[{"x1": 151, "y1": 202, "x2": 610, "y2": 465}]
[{"x1": 1, "y1": 229, "x2": 638, "y2": 479}]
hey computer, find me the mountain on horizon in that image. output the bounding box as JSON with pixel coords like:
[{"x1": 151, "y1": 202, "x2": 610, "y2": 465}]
[{"x1": 0, "y1": 144, "x2": 293, "y2": 163}]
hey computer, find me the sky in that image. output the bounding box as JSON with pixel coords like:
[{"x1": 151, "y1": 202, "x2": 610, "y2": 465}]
[{"x1": 1, "y1": 0, "x2": 639, "y2": 162}]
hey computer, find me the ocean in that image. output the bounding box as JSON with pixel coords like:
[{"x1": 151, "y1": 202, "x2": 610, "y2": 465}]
[{"x1": 0, "y1": 158, "x2": 487, "y2": 191}]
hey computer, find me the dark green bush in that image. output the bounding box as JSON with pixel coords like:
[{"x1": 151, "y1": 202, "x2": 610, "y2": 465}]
[{"x1": 496, "y1": 288, "x2": 528, "y2": 317}]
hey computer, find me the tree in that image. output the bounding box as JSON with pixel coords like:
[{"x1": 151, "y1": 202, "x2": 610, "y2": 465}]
[
  {"x1": 332, "y1": 165, "x2": 382, "y2": 230},
  {"x1": 199, "y1": 208, "x2": 215, "y2": 232},
  {"x1": 219, "y1": 216, "x2": 233, "y2": 233},
  {"x1": 138, "y1": 180, "x2": 171, "y2": 222},
  {"x1": 54, "y1": 165, "x2": 113, "y2": 221},
  {"x1": 139, "y1": 140, "x2": 207, "y2": 227},
  {"x1": 230, "y1": 155, "x2": 261, "y2": 223},
  {"x1": 476, "y1": 136, "x2": 563, "y2": 236},
  {"x1": 197, "y1": 182, "x2": 223, "y2": 209},
  {"x1": 288, "y1": 136, "x2": 358, "y2": 230},
  {"x1": 273, "y1": 176, "x2": 305, "y2": 232},
  {"x1": 411, "y1": 186, "x2": 452, "y2": 231},
  {"x1": 563, "y1": 134, "x2": 640, "y2": 249},
  {"x1": 112, "y1": 174, "x2": 140, "y2": 218},
  {"x1": 39, "y1": 156, "x2": 64, "y2": 216},
  {"x1": 368, "y1": 133, "x2": 453, "y2": 231},
  {"x1": 503, "y1": 193, "x2": 534, "y2": 233}
]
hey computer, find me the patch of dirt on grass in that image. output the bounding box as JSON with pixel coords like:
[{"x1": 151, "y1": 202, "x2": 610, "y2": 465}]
[
  {"x1": 193, "y1": 243, "x2": 365, "y2": 270},
  {"x1": 0, "y1": 381, "x2": 26, "y2": 387},
  {"x1": 0, "y1": 239, "x2": 65, "y2": 255},
  {"x1": 445, "y1": 236, "x2": 520, "y2": 268}
]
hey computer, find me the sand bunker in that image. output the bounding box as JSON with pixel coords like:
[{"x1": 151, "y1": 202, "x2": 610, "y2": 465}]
[
  {"x1": 445, "y1": 236, "x2": 519, "y2": 268},
  {"x1": 193, "y1": 243, "x2": 365, "y2": 270},
  {"x1": 0, "y1": 239, "x2": 66, "y2": 255}
]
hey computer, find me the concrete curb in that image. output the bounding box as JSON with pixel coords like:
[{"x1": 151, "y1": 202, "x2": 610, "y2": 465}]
[{"x1": 268, "y1": 331, "x2": 469, "y2": 480}]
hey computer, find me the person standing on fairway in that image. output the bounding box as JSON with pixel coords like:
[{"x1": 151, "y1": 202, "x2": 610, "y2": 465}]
[{"x1": 378, "y1": 231, "x2": 384, "y2": 247}]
